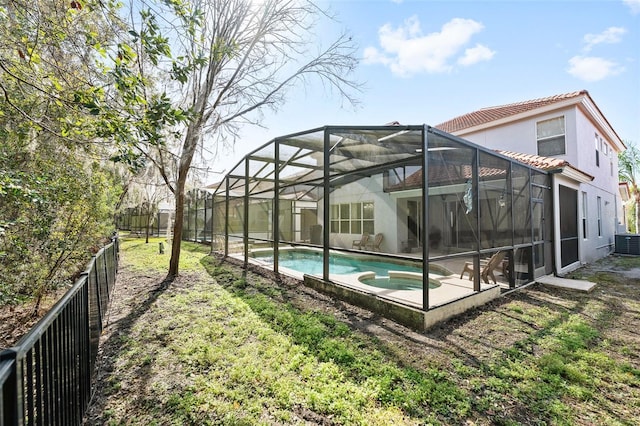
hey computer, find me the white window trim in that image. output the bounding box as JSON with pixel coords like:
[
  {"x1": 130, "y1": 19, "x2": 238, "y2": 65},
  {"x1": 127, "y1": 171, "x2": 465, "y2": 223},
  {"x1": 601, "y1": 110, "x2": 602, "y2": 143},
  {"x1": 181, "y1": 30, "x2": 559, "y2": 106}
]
[
  {"x1": 597, "y1": 196, "x2": 602, "y2": 238},
  {"x1": 595, "y1": 133, "x2": 600, "y2": 167},
  {"x1": 536, "y1": 116, "x2": 566, "y2": 156},
  {"x1": 330, "y1": 202, "x2": 374, "y2": 234}
]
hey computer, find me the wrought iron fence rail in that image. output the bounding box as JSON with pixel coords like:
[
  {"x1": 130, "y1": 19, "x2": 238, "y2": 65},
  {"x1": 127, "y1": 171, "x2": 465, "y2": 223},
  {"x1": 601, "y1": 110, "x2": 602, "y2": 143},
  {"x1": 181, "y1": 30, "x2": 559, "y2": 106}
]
[{"x1": 0, "y1": 238, "x2": 118, "y2": 426}]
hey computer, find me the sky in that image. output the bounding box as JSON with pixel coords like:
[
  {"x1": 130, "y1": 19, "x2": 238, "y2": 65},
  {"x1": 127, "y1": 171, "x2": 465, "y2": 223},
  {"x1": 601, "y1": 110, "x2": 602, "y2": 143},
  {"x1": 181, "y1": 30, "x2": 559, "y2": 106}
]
[{"x1": 205, "y1": 0, "x2": 640, "y2": 180}]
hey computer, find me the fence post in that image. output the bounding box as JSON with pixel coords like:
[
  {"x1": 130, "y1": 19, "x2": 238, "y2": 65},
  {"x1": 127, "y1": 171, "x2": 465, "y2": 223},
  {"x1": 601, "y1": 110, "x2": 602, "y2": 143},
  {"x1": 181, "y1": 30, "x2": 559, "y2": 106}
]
[
  {"x1": 0, "y1": 349, "x2": 22, "y2": 426},
  {"x1": 79, "y1": 271, "x2": 92, "y2": 416},
  {"x1": 194, "y1": 191, "x2": 199, "y2": 242}
]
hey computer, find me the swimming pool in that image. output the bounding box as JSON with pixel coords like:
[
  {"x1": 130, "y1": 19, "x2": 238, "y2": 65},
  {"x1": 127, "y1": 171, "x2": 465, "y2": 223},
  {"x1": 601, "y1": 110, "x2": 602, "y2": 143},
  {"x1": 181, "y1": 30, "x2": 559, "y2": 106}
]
[{"x1": 251, "y1": 248, "x2": 422, "y2": 276}]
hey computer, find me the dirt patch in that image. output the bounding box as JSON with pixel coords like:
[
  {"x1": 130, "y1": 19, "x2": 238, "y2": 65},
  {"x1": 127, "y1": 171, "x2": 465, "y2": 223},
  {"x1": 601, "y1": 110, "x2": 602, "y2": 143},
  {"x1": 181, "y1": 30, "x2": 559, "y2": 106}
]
[
  {"x1": 0, "y1": 287, "x2": 69, "y2": 350},
  {"x1": 0, "y1": 246, "x2": 629, "y2": 424},
  {"x1": 83, "y1": 262, "x2": 198, "y2": 424}
]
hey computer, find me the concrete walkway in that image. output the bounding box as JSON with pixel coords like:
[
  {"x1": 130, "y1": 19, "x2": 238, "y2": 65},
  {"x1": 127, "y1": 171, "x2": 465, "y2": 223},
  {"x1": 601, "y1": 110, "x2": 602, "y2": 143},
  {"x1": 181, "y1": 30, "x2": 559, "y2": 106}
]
[{"x1": 535, "y1": 275, "x2": 597, "y2": 292}]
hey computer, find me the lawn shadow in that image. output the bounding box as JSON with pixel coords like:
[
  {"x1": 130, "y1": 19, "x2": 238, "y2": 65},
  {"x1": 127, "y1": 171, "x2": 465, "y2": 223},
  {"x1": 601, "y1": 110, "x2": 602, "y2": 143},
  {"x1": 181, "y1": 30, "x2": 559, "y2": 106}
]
[
  {"x1": 84, "y1": 271, "x2": 177, "y2": 425},
  {"x1": 202, "y1": 253, "x2": 640, "y2": 425},
  {"x1": 201, "y1": 255, "x2": 574, "y2": 423}
]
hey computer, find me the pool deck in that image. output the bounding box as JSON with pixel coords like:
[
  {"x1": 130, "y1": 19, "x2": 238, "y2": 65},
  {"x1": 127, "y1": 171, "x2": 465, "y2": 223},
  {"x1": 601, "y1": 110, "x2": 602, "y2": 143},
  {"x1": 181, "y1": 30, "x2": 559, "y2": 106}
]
[
  {"x1": 237, "y1": 253, "x2": 504, "y2": 331},
  {"x1": 333, "y1": 272, "x2": 498, "y2": 309},
  {"x1": 243, "y1": 254, "x2": 497, "y2": 309}
]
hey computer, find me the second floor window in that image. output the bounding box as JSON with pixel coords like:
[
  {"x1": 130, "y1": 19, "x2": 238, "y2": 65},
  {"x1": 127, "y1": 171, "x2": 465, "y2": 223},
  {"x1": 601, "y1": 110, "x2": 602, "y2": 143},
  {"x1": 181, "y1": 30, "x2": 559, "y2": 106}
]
[
  {"x1": 597, "y1": 196, "x2": 602, "y2": 237},
  {"x1": 537, "y1": 117, "x2": 565, "y2": 156},
  {"x1": 595, "y1": 133, "x2": 603, "y2": 167}
]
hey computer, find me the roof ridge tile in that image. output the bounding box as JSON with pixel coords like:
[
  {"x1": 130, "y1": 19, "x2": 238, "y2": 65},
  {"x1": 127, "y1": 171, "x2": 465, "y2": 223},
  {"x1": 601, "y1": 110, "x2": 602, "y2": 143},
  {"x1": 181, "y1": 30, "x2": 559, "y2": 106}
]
[{"x1": 436, "y1": 90, "x2": 588, "y2": 133}]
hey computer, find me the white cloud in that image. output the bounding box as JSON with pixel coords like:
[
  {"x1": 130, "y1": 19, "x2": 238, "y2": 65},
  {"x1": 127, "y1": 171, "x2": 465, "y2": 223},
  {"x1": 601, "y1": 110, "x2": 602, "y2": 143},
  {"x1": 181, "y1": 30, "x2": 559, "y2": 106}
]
[
  {"x1": 390, "y1": 0, "x2": 404, "y2": 3},
  {"x1": 363, "y1": 16, "x2": 494, "y2": 77},
  {"x1": 458, "y1": 44, "x2": 495, "y2": 66},
  {"x1": 623, "y1": 0, "x2": 640, "y2": 14},
  {"x1": 583, "y1": 27, "x2": 627, "y2": 51},
  {"x1": 363, "y1": 46, "x2": 390, "y2": 65},
  {"x1": 567, "y1": 56, "x2": 624, "y2": 82}
]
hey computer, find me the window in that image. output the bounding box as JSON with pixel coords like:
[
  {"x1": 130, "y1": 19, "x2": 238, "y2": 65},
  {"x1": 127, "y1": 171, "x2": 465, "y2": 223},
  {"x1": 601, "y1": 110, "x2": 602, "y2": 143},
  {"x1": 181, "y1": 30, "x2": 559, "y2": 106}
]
[
  {"x1": 340, "y1": 204, "x2": 349, "y2": 233},
  {"x1": 330, "y1": 205, "x2": 339, "y2": 233},
  {"x1": 597, "y1": 196, "x2": 602, "y2": 237},
  {"x1": 595, "y1": 134, "x2": 606, "y2": 167},
  {"x1": 351, "y1": 202, "x2": 361, "y2": 234},
  {"x1": 537, "y1": 117, "x2": 565, "y2": 156},
  {"x1": 582, "y1": 192, "x2": 588, "y2": 239},
  {"x1": 362, "y1": 202, "x2": 374, "y2": 234},
  {"x1": 330, "y1": 202, "x2": 374, "y2": 234}
]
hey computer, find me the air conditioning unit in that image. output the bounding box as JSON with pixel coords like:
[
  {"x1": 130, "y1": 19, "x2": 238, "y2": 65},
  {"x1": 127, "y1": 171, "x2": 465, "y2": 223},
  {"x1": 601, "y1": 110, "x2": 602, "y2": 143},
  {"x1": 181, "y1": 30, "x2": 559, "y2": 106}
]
[{"x1": 615, "y1": 234, "x2": 640, "y2": 255}]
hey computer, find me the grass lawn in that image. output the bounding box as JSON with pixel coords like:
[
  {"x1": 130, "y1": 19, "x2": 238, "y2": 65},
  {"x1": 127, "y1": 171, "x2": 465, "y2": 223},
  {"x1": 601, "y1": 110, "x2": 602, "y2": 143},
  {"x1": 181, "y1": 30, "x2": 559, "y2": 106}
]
[{"x1": 86, "y1": 236, "x2": 640, "y2": 425}]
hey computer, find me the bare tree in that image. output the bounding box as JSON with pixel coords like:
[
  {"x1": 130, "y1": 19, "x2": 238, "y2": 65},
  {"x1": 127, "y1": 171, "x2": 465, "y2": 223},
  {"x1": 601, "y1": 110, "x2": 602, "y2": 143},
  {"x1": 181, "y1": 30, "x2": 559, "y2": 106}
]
[
  {"x1": 127, "y1": 0, "x2": 360, "y2": 278},
  {"x1": 619, "y1": 141, "x2": 640, "y2": 232}
]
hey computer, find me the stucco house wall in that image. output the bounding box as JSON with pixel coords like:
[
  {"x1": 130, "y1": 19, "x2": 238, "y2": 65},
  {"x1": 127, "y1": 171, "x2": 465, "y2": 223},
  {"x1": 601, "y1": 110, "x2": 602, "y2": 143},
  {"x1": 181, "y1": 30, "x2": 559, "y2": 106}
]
[
  {"x1": 454, "y1": 107, "x2": 578, "y2": 162},
  {"x1": 321, "y1": 175, "x2": 400, "y2": 253},
  {"x1": 448, "y1": 97, "x2": 623, "y2": 274},
  {"x1": 573, "y1": 111, "x2": 623, "y2": 264},
  {"x1": 574, "y1": 108, "x2": 621, "y2": 195}
]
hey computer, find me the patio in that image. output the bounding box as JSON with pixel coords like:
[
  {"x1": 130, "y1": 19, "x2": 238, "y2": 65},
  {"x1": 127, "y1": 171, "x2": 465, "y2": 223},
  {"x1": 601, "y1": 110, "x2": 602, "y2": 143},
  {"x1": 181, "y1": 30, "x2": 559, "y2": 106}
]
[{"x1": 209, "y1": 124, "x2": 552, "y2": 327}]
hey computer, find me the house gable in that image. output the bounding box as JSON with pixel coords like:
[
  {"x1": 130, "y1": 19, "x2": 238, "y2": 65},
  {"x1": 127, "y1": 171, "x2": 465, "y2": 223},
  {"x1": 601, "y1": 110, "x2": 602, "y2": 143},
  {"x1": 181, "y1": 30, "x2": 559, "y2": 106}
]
[
  {"x1": 435, "y1": 90, "x2": 624, "y2": 274},
  {"x1": 436, "y1": 90, "x2": 625, "y2": 153}
]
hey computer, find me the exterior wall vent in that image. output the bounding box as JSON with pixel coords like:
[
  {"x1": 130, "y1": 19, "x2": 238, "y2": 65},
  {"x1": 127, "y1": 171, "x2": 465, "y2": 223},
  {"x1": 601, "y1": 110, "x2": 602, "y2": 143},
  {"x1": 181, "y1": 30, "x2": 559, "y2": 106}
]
[{"x1": 615, "y1": 234, "x2": 640, "y2": 255}]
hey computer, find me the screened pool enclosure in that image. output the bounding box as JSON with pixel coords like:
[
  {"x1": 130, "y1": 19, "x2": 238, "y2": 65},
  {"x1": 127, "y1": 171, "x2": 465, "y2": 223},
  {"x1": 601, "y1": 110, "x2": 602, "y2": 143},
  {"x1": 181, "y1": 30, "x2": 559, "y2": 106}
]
[{"x1": 205, "y1": 125, "x2": 552, "y2": 316}]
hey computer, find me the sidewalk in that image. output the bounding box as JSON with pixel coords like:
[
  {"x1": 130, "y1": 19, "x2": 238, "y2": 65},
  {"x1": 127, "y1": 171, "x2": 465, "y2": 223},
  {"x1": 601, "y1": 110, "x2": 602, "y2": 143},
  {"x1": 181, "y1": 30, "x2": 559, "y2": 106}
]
[{"x1": 535, "y1": 275, "x2": 597, "y2": 292}]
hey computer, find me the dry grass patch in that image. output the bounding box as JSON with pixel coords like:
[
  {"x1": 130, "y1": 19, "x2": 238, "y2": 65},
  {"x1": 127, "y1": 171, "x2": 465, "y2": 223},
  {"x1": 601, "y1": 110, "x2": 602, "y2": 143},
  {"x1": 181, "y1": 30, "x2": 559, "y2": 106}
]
[{"x1": 86, "y1": 243, "x2": 640, "y2": 425}]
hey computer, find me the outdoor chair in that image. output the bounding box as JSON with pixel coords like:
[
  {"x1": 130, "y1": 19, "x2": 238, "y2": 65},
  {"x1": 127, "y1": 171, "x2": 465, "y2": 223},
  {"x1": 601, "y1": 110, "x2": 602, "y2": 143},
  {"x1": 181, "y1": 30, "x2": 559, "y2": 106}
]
[
  {"x1": 352, "y1": 233, "x2": 370, "y2": 250},
  {"x1": 460, "y1": 251, "x2": 507, "y2": 284},
  {"x1": 365, "y1": 233, "x2": 384, "y2": 251}
]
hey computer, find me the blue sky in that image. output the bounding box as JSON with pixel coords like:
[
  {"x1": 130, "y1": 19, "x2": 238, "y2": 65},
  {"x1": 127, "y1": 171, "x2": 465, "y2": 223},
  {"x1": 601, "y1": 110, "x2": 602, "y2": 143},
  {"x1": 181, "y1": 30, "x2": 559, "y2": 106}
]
[{"x1": 207, "y1": 0, "x2": 640, "y2": 177}]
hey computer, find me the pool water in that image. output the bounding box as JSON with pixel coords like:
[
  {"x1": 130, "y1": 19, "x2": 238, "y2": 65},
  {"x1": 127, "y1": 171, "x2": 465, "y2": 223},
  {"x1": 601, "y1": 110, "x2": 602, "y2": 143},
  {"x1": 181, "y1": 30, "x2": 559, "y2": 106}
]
[
  {"x1": 252, "y1": 249, "x2": 422, "y2": 276},
  {"x1": 360, "y1": 277, "x2": 440, "y2": 291}
]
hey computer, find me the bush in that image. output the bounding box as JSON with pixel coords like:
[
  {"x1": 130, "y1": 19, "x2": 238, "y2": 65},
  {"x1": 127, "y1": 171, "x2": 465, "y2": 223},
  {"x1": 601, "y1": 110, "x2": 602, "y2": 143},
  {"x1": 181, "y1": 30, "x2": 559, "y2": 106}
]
[{"x1": 0, "y1": 145, "x2": 121, "y2": 310}]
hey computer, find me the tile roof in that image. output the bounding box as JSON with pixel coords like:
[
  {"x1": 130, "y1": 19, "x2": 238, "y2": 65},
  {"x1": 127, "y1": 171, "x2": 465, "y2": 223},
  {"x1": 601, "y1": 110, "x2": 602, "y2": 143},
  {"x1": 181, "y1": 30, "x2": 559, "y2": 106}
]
[
  {"x1": 387, "y1": 163, "x2": 517, "y2": 192},
  {"x1": 386, "y1": 149, "x2": 592, "y2": 192},
  {"x1": 495, "y1": 150, "x2": 568, "y2": 171},
  {"x1": 435, "y1": 90, "x2": 588, "y2": 134},
  {"x1": 497, "y1": 150, "x2": 593, "y2": 181}
]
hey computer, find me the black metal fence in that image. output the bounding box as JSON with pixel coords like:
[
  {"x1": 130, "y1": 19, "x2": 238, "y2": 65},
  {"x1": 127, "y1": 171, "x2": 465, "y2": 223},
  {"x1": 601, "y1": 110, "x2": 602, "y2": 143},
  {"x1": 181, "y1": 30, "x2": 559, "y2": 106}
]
[
  {"x1": 115, "y1": 191, "x2": 214, "y2": 245},
  {"x1": 0, "y1": 238, "x2": 119, "y2": 426},
  {"x1": 115, "y1": 207, "x2": 173, "y2": 237}
]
